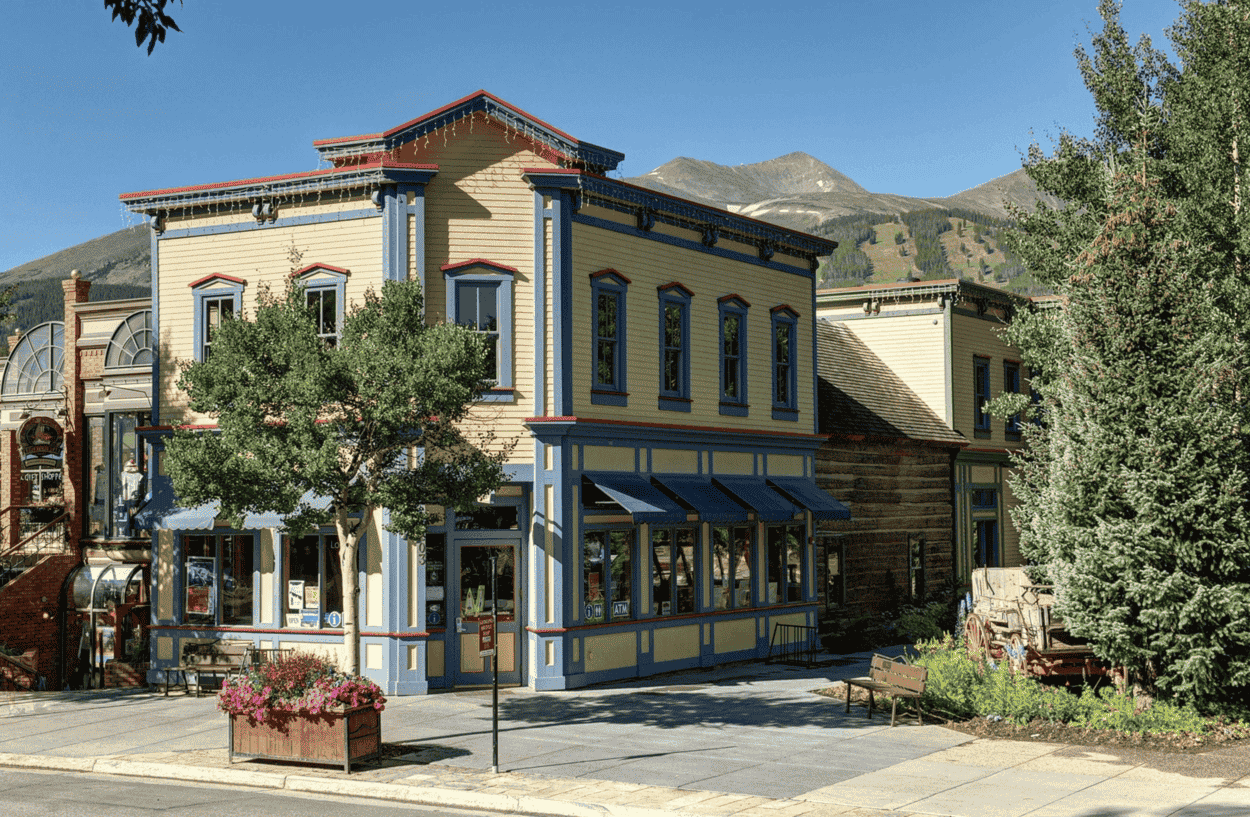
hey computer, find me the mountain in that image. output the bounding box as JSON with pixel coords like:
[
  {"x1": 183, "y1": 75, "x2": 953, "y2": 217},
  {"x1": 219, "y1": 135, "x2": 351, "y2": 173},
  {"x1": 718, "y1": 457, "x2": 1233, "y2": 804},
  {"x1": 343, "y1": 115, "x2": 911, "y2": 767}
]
[{"x1": 625, "y1": 153, "x2": 1057, "y2": 233}]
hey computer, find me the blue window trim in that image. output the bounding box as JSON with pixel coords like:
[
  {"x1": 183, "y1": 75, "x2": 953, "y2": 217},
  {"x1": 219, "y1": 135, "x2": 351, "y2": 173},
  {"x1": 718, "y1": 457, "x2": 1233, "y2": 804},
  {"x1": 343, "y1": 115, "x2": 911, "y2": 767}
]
[
  {"x1": 770, "y1": 306, "x2": 799, "y2": 420},
  {"x1": 657, "y1": 282, "x2": 693, "y2": 412},
  {"x1": 1004, "y1": 360, "x2": 1022, "y2": 439},
  {"x1": 292, "y1": 263, "x2": 348, "y2": 346},
  {"x1": 191, "y1": 276, "x2": 245, "y2": 363},
  {"x1": 590, "y1": 269, "x2": 629, "y2": 407},
  {"x1": 443, "y1": 261, "x2": 515, "y2": 402},
  {"x1": 974, "y1": 356, "x2": 991, "y2": 437},
  {"x1": 718, "y1": 295, "x2": 750, "y2": 417}
]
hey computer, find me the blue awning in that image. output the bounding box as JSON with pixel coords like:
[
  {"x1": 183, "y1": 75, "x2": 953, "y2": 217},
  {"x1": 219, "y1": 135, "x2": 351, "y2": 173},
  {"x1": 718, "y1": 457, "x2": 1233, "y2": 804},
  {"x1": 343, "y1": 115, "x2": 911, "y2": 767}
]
[
  {"x1": 583, "y1": 472, "x2": 686, "y2": 523},
  {"x1": 137, "y1": 489, "x2": 333, "y2": 531},
  {"x1": 767, "y1": 477, "x2": 852, "y2": 521},
  {"x1": 712, "y1": 476, "x2": 800, "y2": 522},
  {"x1": 652, "y1": 475, "x2": 747, "y2": 523}
]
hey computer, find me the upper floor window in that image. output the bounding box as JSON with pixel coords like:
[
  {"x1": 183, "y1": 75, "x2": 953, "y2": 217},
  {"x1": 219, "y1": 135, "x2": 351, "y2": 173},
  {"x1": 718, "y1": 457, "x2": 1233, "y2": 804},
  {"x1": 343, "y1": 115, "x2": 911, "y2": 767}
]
[
  {"x1": 591, "y1": 270, "x2": 629, "y2": 406},
  {"x1": 719, "y1": 295, "x2": 750, "y2": 417},
  {"x1": 443, "y1": 260, "x2": 515, "y2": 401},
  {"x1": 771, "y1": 306, "x2": 799, "y2": 420},
  {"x1": 292, "y1": 263, "x2": 349, "y2": 348},
  {"x1": 1004, "y1": 360, "x2": 1022, "y2": 440},
  {"x1": 973, "y1": 356, "x2": 991, "y2": 437},
  {"x1": 105, "y1": 311, "x2": 154, "y2": 369},
  {"x1": 189, "y1": 274, "x2": 246, "y2": 362},
  {"x1": 1, "y1": 322, "x2": 64, "y2": 395},
  {"x1": 657, "y1": 283, "x2": 693, "y2": 411}
]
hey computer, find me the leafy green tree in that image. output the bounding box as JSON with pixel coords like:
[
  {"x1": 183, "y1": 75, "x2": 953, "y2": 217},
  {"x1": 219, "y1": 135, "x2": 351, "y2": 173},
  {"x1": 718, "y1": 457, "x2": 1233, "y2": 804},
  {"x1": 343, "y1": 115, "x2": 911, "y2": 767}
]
[
  {"x1": 997, "y1": 0, "x2": 1250, "y2": 711},
  {"x1": 106, "y1": 0, "x2": 182, "y2": 54},
  {"x1": 165, "y1": 279, "x2": 507, "y2": 674}
]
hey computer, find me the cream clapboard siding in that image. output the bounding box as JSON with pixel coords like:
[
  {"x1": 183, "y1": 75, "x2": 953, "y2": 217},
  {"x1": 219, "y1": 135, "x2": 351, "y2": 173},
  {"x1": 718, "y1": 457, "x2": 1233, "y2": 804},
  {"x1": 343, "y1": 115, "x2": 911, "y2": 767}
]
[
  {"x1": 819, "y1": 305, "x2": 948, "y2": 425},
  {"x1": 157, "y1": 210, "x2": 382, "y2": 424},
  {"x1": 395, "y1": 114, "x2": 550, "y2": 465},
  {"x1": 949, "y1": 310, "x2": 1024, "y2": 447},
  {"x1": 570, "y1": 219, "x2": 816, "y2": 434}
]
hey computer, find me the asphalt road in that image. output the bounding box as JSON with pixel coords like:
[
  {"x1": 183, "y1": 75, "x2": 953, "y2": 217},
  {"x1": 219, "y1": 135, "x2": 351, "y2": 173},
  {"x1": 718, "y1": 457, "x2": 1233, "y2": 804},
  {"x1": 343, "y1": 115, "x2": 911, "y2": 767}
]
[{"x1": 0, "y1": 769, "x2": 534, "y2": 817}]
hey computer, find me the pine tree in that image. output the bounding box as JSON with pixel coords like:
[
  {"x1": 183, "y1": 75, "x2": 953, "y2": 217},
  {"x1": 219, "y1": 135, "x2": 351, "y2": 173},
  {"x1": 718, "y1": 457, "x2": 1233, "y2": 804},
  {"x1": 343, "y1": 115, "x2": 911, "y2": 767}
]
[{"x1": 998, "y1": 0, "x2": 1250, "y2": 711}]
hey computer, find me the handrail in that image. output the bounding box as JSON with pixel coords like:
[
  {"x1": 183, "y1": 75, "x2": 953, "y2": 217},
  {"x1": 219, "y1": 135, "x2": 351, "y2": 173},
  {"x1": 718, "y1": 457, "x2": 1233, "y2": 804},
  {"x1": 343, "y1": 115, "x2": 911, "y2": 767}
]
[
  {"x1": 0, "y1": 509, "x2": 69, "y2": 561},
  {"x1": 0, "y1": 507, "x2": 70, "y2": 593}
]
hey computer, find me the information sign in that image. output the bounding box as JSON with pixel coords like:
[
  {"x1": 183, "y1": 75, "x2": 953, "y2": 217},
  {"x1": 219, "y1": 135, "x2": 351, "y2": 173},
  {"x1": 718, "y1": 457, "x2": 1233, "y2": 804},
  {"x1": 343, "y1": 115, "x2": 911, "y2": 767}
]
[{"x1": 478, "y1": 619, "x2": 496, "y2": 657}]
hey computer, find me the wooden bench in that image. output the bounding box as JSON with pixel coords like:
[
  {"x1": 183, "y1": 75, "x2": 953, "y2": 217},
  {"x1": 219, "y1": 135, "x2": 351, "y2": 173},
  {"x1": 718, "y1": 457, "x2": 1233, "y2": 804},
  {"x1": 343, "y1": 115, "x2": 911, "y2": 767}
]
[
  {"x1": 843, "y1": 654, "x2": 927, "y2": 726},
  {"x1": 165, "y1": 640, "x2": 285, "y2": 697}
]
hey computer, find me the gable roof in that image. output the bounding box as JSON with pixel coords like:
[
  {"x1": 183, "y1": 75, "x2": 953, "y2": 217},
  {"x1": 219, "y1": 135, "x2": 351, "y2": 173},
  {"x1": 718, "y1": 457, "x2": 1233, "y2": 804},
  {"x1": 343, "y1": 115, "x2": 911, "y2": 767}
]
[
  {"x1": 313, "y1": 90, "x2": 625, "y2": 174},
  {"x1": 817, "y1": 320, "x2": 966, "y2": 446}
]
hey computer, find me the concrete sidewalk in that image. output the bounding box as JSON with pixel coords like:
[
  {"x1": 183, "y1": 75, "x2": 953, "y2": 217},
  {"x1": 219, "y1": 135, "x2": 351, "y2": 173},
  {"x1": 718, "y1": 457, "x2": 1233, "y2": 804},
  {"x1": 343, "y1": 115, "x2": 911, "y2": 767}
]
[{"x1": 1, "y1": 653, "x2": 1249, "y2": 817}]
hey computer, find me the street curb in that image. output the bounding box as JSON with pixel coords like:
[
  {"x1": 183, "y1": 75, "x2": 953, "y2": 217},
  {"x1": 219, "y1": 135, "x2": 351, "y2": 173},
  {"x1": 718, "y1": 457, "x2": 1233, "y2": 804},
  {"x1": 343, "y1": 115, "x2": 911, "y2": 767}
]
[{"x1": 0, "y1": 756, "x2": 687, "y2": 817}]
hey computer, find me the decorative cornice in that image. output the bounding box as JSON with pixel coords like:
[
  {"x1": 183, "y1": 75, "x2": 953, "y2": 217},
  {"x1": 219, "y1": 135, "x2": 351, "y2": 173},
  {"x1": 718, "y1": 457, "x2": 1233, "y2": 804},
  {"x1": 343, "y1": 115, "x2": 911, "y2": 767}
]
[
  {"x1": 120, "y1": 161, "x2": 439, "y2": 214},
  {"x1": 522, "y1": 170, "x2": 837, "y2": 267},
  {"x1": 313, "y1": 91, "x2": 625, "y2": 174}
]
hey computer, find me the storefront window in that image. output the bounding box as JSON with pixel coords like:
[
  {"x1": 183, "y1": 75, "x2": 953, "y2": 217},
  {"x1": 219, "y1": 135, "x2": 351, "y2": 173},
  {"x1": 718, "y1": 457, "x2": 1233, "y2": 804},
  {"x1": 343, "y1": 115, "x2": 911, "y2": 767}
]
[
  {"x1": 767, "y1": 525, "x2": 805, "y2": 603},
  {"x1": 84, "y1": 412, "x2": 148, "y2": 539},
  {"x1": 425, "y1": 533, "x2": 446, "y2": 627},
  {"x1": 712, "y1": 525, "x2": 752, "y2": 610},
  {"x1": 652, "y1": 527, "x2": 696, "y2": 616},
  {"x1": 284, "y1": 532, "x2": 343, "y2": 629},
  {"x1": 583, "y1": 529, "x2": 633, "y2": 623},
  {"x1": 86, "y1": 417, "x2": 105, "y2": 537},
  {"x1": 185, "y1": 534, "x2": 253, "y2": 625}
]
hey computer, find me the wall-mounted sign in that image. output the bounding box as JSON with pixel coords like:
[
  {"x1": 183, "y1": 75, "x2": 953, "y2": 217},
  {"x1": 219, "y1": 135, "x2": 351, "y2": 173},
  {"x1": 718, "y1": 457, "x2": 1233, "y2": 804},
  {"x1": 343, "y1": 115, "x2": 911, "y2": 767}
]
[{"x1": 19, "y1": 417, "x2": 63, "y2": 461}]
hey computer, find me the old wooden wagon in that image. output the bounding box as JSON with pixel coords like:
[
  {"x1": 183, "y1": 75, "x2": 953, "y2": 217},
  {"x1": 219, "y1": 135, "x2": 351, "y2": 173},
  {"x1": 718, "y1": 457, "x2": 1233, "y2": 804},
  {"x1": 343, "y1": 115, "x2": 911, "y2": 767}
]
[{"x1": 963, "y1": 567, "x2": 1109, "y2": 679}]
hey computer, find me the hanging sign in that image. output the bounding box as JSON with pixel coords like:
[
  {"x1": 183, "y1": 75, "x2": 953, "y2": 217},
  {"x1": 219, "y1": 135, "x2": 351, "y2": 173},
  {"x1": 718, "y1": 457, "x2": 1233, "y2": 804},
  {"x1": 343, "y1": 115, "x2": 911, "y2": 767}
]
[
  {"x1": 19, "y1": 417, "x2": 63, "y2": 462},
  {"x1": 478, "y1": 619, "x2": 495, "y2": 657}
]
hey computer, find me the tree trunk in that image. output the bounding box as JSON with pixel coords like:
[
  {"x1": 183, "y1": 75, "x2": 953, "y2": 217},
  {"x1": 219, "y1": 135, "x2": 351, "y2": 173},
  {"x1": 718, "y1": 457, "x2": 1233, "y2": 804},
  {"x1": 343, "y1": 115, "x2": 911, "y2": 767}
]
[{"x1": 334, "y1": 507, "x2": 365, "y2": 675}]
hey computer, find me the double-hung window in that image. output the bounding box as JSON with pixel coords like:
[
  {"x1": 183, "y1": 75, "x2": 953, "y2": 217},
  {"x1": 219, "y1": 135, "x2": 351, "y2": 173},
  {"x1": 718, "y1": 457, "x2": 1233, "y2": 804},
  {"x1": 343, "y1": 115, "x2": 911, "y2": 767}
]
[
  {"x1": 189, "y1": 274, "x2": 246, "y2": 362},
  {"x1": 771, "y1": 306, "x2": 799, "y2": 420},
  {"x1": 1004, "y1": 360, "x2": 1022, "y2": 440},
  {"x1": 184, "y1": 533, "x2": 254, "y2": 626},
  {"x1": 971, "y1": 488, "x2": 999, "y2": 568},
  {"x1": 292, "y1": 264, "x2": 349, "y2": 347},
  {"x1": 657, "y1": 283, "x2": 693, "y2": 411},
  {"x1": 443, "y1": 260, "x2": 515, "y2": 400},
  {"x1": 284, "y1": 530, "x2": 343, "y2": 629},
  {"x1": 718, "y1": 295, "x2": 749, "y2": 416},
  {"x1": 973, "y1": 356, "x2": 992, "y2": 437},
  {"x1": 590, "y1": 270, "x2": 629, "y2": 406},
  {"x1": 583, "y1": 529, "x2": 634, "y2": 623}
]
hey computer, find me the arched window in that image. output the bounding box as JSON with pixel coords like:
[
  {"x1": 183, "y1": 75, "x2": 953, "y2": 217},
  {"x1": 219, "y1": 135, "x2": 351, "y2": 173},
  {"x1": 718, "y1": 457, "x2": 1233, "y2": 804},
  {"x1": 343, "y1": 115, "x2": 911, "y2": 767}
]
[
  {"x1": 105, "y1": 310, "x2": 154, "y2": 369},
  {"x1": 1, "y1": 322, "x2": 64, "y2": 396}
]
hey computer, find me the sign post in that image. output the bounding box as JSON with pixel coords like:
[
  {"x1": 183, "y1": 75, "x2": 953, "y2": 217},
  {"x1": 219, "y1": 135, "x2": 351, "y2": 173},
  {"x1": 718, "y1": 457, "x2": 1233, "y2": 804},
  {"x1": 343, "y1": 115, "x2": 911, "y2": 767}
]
[{"x1": 489, "y1": 552, "x2": 499, "y2": 773}]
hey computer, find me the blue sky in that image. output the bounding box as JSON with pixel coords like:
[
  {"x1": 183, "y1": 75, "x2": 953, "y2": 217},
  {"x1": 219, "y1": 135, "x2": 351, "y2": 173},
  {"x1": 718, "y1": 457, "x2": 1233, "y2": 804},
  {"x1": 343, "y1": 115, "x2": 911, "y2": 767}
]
[{"x1": 1, "y1": 0, "x2": 1180, "y2": 272}]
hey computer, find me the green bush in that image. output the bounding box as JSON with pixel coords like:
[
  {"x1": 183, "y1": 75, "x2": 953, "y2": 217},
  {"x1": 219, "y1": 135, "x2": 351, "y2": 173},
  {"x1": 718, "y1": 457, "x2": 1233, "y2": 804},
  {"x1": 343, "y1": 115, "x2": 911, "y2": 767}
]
[{"x1": 911, "y1": 634, "x2": 1216, "y2": 734}]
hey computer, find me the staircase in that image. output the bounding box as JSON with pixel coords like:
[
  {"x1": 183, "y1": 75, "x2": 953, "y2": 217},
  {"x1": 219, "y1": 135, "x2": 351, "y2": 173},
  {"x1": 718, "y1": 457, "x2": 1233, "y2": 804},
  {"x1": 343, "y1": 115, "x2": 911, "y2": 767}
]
[{"x1": 0, "y1": 506, "x2": 69, "y2": 593}]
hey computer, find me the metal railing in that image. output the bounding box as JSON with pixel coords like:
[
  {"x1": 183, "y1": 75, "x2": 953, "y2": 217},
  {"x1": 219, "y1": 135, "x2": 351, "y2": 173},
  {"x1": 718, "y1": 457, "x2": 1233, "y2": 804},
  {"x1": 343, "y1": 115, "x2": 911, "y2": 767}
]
[
  {"x1": 0, "y1": 506, "x2": 69, "y2": 593},
  {"x1": 766, "y1": 623, "x2": 818, "y2": 667}
]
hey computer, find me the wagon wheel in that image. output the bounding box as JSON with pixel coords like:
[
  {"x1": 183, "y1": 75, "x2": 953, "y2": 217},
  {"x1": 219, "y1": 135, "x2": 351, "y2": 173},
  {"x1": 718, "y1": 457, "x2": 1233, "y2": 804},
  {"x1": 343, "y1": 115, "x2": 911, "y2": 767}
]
[{"x1": 964, "y1": 613, "x2": 992, "y2": 658}]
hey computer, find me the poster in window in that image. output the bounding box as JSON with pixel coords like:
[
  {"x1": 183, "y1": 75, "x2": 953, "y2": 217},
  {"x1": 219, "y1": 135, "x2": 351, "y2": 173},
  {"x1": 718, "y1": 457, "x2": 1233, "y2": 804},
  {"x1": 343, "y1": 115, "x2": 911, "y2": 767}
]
[
  {"x1": 287, "y1": 580, "x2": 304, "y2": 613},
  {"x1": 285, "y1": 613, "x2": 302, "y2": 628},
  {"x1": 301, "y1": 609, "x2": 319, "y2": 627},
  {"x1": 186, "y1": 557, "x2": 216, "y2": 615},
  {"x1": 303, "y1": 586, "x2": 320, "y2": 609}
]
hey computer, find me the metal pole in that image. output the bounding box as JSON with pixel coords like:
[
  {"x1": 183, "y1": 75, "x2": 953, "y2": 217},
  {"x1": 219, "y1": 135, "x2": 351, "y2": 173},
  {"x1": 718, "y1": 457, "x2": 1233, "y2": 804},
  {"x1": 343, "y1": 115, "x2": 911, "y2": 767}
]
[{"x1": 490, "y1": 551, "x2": 499, "y2": 774}]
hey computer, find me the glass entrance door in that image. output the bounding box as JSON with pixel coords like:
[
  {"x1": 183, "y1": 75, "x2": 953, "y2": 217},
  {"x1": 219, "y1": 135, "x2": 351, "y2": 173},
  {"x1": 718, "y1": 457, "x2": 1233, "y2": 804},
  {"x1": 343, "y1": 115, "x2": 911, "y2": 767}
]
[{"x1": 453, "y1": 542, "x2": 520, "y2": 686}]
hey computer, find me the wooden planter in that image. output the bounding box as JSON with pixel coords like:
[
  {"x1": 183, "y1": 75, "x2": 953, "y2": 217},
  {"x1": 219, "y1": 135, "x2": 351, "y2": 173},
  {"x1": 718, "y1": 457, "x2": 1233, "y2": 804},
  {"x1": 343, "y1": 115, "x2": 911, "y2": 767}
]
[{"x1": 228, "y1": 705, "x2": 381, "y2": 773}]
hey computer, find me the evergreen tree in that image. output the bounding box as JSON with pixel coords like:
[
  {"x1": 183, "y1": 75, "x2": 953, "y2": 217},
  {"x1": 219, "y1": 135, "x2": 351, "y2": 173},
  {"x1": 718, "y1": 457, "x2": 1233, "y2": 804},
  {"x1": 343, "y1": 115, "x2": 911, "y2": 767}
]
[{"x1": 998, "y1": 0, "x2": 1250, "y2": 711}]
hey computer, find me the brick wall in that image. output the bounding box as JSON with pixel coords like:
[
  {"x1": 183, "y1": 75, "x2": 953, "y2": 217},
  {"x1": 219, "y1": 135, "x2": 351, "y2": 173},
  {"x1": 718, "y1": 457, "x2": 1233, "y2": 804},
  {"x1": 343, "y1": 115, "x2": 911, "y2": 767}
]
[{"x1": 0, "y1": 552, "x2": 80, "y2": 687}]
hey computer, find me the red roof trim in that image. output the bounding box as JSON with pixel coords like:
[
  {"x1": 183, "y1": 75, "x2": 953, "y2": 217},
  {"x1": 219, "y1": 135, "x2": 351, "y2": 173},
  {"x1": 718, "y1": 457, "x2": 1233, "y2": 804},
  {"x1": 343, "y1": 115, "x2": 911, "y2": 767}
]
[
  {"x1": 590, "y1": 268, "x2": 631, "y2": 284},
  {"x1": 312, "y1": 90, "x2": 580, "y2": 148},
  {"x1": 718, "y1": 293, "x2": 751, "y2": 308},
  {"x1": 658, "y1": 281, "x2": 695, "y2": 298},
  {"x1": 439, "y1": 259, "x2": 520, "y2": 274},
  {"x1": 524, "y1": 415, "x2": 823, "y2": 440},
  {"x1": 188, "y1": 273, "x2": 247, "y2": 289},
  {"x1": 290, "y1": 263, "x2": 350, "y2": 279},
  {"x1": 771, "y1": 304, "x2": 800, "y2": 318},
  {"x1": 120, "y1": 160, "x2": 438, "y2": 201}
]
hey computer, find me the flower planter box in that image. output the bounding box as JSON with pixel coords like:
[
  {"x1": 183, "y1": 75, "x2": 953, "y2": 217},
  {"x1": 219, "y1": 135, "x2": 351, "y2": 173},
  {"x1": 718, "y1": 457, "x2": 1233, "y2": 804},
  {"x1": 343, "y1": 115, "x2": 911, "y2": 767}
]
[{"x1": 228, "y1": 705, "x2": 381, "y2": 773}]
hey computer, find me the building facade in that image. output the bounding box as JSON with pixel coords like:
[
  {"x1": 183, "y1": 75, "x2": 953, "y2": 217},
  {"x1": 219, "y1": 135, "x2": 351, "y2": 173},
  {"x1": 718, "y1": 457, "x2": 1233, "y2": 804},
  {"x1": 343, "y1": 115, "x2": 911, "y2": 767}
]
[
  {"x1": 0, "y1": 274, "x2": 154, "y2": 689},
  {"x1": 816, "y1": 280, "x2": 1031, "y2": 587},
  {"x1": 121, "y1": 91, "x2": 846, "y2": 694}
]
